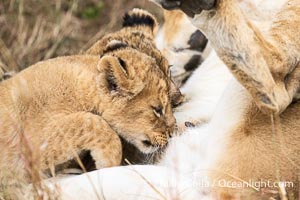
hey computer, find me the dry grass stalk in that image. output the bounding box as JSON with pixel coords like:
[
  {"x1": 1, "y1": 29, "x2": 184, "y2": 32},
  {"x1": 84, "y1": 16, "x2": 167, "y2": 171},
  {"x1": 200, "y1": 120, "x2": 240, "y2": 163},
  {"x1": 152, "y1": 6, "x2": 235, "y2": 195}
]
[
  {"x1": 19, "y1": 129, "x2": 60, "y2": 200},
  {"x1": 69, "y1": 145, "x2": 105, "y2": 200}
]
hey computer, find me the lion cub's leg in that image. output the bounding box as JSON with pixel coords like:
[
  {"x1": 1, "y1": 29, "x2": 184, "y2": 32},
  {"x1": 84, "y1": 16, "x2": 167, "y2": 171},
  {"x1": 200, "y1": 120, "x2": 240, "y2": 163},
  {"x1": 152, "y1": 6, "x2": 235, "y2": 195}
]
[{"x1": 39, "y1": 112, "x2": 122, "y2": 170}]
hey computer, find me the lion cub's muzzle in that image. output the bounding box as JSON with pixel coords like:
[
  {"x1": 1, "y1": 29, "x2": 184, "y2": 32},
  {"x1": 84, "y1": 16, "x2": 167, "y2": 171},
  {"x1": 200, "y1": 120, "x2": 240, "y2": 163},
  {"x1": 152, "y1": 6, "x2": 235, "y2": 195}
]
[
  {"x1": 146, "y1": 127, "x2": 174, "y2": 149},
  {"x1": 142, "y1": 117, "x2": 176, "y2": 151},
  {"x1": 141, "y1": 134, "x2": 168, "y2": 154},
  {"x1": 157, "y1": 122, "x2": 176, "y2": 146},
  {"x1": 153, "y1": 134, "x2": 169, "y2": 147}
]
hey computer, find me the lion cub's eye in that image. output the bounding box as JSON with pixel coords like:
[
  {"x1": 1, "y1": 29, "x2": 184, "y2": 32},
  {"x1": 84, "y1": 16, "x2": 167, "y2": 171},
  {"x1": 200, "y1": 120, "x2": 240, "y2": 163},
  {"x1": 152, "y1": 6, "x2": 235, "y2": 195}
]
[{"x1": 152, "y1": 106, "x2": 163, "y2": 118}]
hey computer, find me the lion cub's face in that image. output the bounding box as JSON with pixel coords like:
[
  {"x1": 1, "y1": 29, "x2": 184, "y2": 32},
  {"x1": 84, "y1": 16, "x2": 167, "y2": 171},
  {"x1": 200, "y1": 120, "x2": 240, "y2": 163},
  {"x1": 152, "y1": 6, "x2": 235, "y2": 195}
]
[{"x1": 97, "y1": 46, "x2": 176, "y2": 154}]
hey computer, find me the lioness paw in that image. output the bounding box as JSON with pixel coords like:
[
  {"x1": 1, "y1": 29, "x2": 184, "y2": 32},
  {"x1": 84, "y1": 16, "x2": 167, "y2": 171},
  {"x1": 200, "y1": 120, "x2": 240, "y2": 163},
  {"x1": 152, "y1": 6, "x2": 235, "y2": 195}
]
[{"x1": 153, "y1": 0, "x2": 216, "y2": 17}]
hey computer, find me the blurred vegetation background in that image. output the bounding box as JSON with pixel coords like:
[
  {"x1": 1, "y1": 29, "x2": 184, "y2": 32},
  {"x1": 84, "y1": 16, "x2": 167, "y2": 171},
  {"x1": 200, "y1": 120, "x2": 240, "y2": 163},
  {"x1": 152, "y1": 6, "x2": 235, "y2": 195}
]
[{"x1": 0, "y1": 0, "x2": 163, "y2": 72}]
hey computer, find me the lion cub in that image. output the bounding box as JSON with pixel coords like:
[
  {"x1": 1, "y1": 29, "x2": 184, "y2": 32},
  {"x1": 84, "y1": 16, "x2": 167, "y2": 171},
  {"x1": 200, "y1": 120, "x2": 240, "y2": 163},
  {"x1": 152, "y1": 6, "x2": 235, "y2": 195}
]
[
  {"x1": 87, "y1": 8, "x2": 185, "y2": 108},
  {"x1": 0, "y1": 40, "x2": 176, "y2": 182}
]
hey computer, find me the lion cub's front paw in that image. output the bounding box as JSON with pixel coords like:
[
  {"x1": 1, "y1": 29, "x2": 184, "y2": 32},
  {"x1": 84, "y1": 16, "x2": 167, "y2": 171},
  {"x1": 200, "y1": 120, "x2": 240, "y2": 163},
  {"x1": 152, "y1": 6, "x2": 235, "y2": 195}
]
[{"x1": 89, "y1": 126, "x2": 122, "y2": 169}]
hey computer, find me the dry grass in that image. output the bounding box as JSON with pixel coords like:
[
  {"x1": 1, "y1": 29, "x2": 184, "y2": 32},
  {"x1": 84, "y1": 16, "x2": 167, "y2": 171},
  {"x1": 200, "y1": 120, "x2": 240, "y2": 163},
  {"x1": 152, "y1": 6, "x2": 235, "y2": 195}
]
[{"x1": 0, "y1": 0, "x2": 162, "y2": 73}]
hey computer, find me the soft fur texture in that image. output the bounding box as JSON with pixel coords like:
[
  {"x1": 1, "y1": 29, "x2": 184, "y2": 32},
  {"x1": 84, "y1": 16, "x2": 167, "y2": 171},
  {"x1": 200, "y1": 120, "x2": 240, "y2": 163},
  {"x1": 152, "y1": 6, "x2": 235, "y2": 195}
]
[
  {"x1": 0, "y1": 44, "x2": 176, "y2": 189},
  {"x1": 153, "y1": 0, "x2": 300, "y2": 198},
  {"x1": 85, "y1": 9, "x2": 185, "y2": 165},
  {"x1": 87, "y1": 8, "x2": 184, "y2": 108},
  {"x1": 185, "y1": 0, "x2": 299, "y2": 114},
  {"x1": 0, "y1": 9, "x2": 180, "y2": 169}
]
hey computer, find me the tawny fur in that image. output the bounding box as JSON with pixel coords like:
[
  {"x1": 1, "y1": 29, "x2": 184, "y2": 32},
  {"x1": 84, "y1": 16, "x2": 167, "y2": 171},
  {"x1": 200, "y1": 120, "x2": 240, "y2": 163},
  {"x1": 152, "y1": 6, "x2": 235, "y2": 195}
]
[
  {"x1": 0, "y1": 47, "x2": 176, "y2": 186},
  {"x1": 85, "y1": 9, "x2": 184, "y2": 166},
  {"x1": 189, "y1": 0, "x2": 300, "y2": 114},
  {"x1": 86, "y1": 8, "x2": 185, "y2": 107},
  {"x1": 0, "y1": 9, "x2": 180, "y2": 169},
  {"x1": 212, "y1": 101, "x2": 300, "y2": 199}
]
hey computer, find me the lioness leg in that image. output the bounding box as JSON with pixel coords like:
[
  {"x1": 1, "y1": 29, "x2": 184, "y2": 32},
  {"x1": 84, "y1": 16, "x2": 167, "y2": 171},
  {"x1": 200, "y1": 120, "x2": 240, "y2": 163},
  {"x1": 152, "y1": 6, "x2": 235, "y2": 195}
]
[
  {"x1": 202, "y1": 0, "x2": 291, "y2": 114},
  {"x1": 155, "y1": 0, "x2": 300, "y2": 114},
  {"x1": 38, "y1": 112, "x2": 122, "y2": 170}
]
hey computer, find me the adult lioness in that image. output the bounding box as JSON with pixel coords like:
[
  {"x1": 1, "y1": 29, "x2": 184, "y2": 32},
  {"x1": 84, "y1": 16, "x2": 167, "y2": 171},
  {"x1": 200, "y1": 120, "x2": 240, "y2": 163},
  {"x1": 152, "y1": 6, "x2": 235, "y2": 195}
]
[
  {"x1": 153, "y1": 0, "x2": 300, "y2": 198},
  {"x1": 155, "y1": 0, "x2": 300, "y2": 114}
]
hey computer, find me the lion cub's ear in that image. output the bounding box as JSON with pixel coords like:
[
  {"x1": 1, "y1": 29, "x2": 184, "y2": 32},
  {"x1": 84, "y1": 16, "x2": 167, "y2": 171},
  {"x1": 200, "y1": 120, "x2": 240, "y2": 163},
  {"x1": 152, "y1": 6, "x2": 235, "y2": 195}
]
[
  {"x1": 101, "y1": 40, "x2": 129, "y2": 56},
  {"x1": 97, "y1": 55, "x2": 144, "y2": 98}
]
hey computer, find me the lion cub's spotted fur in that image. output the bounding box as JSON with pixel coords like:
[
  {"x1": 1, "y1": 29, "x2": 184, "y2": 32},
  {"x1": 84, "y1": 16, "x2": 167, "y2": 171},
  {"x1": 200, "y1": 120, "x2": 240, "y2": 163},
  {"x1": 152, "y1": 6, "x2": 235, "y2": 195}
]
[{"x1": 0, "y1": 12, "x2": 176, "y2": 188}]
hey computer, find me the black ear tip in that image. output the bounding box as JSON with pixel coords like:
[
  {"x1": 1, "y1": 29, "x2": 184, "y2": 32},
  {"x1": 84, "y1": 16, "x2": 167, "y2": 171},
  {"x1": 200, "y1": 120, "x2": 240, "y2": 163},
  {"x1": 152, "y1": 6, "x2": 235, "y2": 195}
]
[
  {"x1": 102, "y1": 41, "x2": 128, "y2": 55},
  {"x1": 1, "y1": 71, "x2": 15, "y2": 81},
  {"x1": 122, "y1": 8, "x2": 157, "y2": 30}
]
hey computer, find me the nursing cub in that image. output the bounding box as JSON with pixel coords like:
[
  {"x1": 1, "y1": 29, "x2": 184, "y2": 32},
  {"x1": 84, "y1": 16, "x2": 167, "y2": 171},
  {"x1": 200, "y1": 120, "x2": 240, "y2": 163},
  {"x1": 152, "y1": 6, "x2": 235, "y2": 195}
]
[{"x1": 0, "y1": 39, "x2": 175, "y2": 187}]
